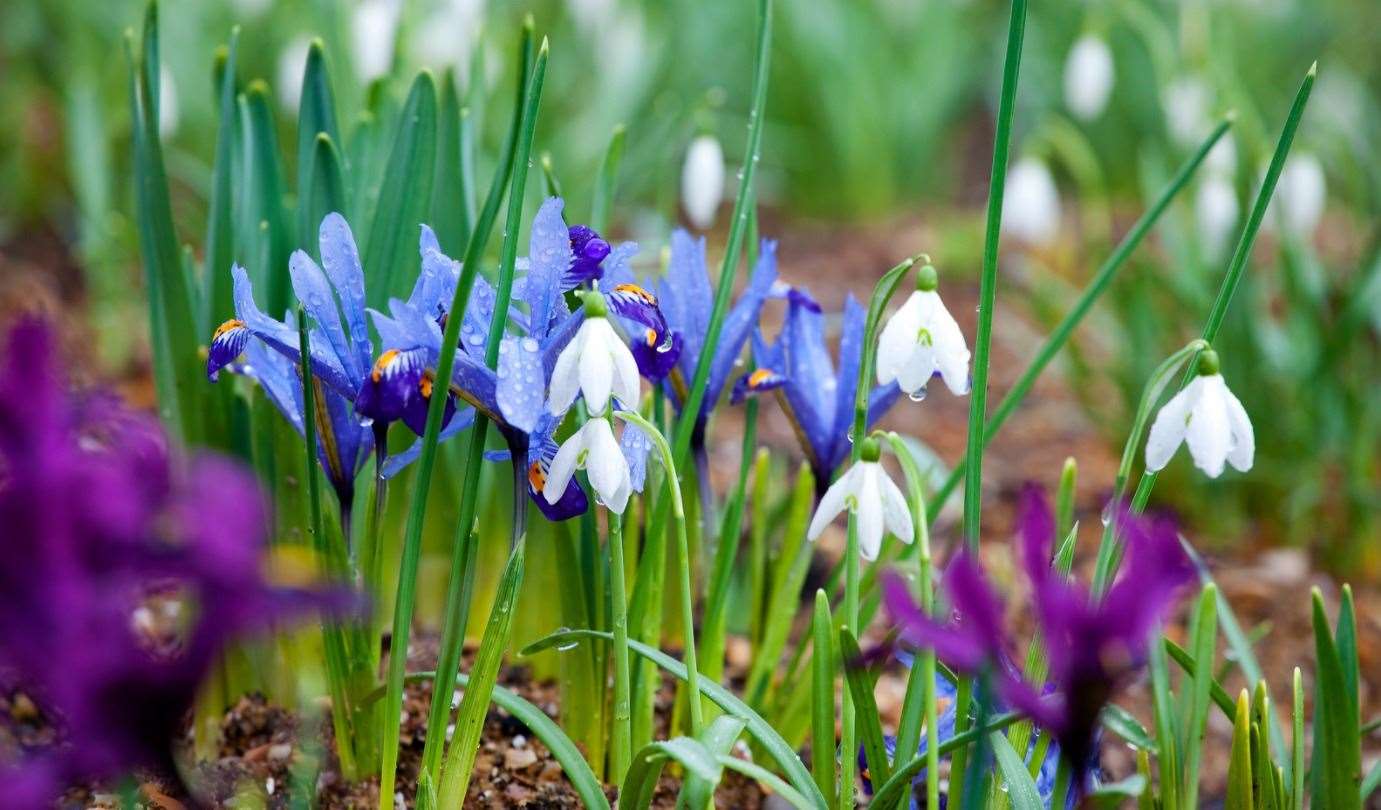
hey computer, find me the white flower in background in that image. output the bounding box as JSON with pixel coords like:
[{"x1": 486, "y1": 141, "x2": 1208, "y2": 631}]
[
  {"x1": 1002, "y1": 157, "x2": 1061, "y2": 246},
  {"x1": 546, "y1": 417, "x2": 632, "y2": 513},
  {"x1": 228, "y1": 0, "x2": 272, "y2": 19},
  {"x1": 1145, "y1": 350, "x2": 1254, "y2": 477},
  {"x1": 1063, "y1": 34, "x2": 1114, "y2": 121},
  {"x1": 412, "y1": 0, "x2": 483, "y2": 73},
  {"x1": 807, "y1": 439, "x2": 914, "y2": 561},
  {"x1": 875, "y1": 264, "x2": 970, "y2": 398},
  {"x1": 1269, "y1": 153, "x2": 1327, "y2": 237},
  {"x1": 1196, "y1": 174, "x2": 1239, "y2": 262},
  {"x1": 681, "y1": 135, "x2": 725, "y2": 231},
  {"x1": 548, "y1": 300, "x2": 641, "y2": 415},
  {"x1": 276, "y1": 36, "x2": 313, "y2": 112},
  {"x1": 352, "y1": 0, "x2": 401, "y2": 84},
  {"x1": 1163, "y1": 76, "x2": 1210, "y2": 147},
  {"x1": 1205, "y1": 135, "x2": 1237, "y2": 177},
  {"x1": 158, "y1": 66, "x2": 179, "y2": 137}
]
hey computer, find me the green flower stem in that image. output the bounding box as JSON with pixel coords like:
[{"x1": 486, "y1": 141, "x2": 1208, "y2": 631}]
[
  {"x1": 617, "y1": 410, "x2": 704, "y2": 737},
  {"x1": 425, "y1": 34, "x2": 549, "y2": 788},
  {"x1": 296, "y1": 306, "x2": 359, "y2": 779},
  {"x1": 1089, "y1": 339, "x2": 1206, "y2": 594},
  {"x1": 377, "y1": 22, "x2": 537, "y2": 808},
  {"x1": 1128, "y1": 63, "x2": 1317, "y2": 517},
  {"x1": 885, "y1": 433, "x2": 940, "y2": 810},
  {"x1": 607, "y1": 509, "x2": 632, "y2": 782},
  {"x1": 923, "y1": 117, "x2": 1233, "y2": 525}
]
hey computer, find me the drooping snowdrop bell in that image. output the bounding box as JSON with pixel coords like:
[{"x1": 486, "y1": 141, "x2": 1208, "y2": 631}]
[
  {"x1": 807, "y1": 438, "x2": 914, "y2": 561},
  {"x1": 1063, "y1": 34, "x2": 1114, "y2": 121},
  {"x1": 1145, "y1": 350, "x2": 1254, "y2": 478},
  {"x1": 545, "y1": 416, "x2": 632, "y2": 513},
  {"x1": 875, "y1": 264, "x2": 970, "y2": 398},
  {"x1": 681, "y1": 134, "x2": 725, "y2": 231},
  {"x1": 548, "y1": 292, "x2": 641, "y2": 415}
]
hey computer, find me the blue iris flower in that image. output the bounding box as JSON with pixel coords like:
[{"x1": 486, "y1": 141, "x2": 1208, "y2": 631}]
[
  {"x1": 733, "y1": 286, "x2": 901, "y2": 492},
  {"x1": 206, "y1": 213, "x2": 378, "y2": 510}
]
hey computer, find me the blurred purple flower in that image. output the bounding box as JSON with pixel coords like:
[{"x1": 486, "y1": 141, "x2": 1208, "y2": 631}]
[
  {"x1": 0, "y1": 319, "x2": 336, "y2": 803},
  {"x1": 882, "y1": 484, "x2": 1193, "y2": 794}
]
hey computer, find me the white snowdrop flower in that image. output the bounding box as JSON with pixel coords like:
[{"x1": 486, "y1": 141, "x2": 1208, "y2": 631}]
[
  {"x1": 1269, "y1": 153, "x2": 1326, "y2": 237},
  {"x1": 1196, "y1": 174, "x2": 1239, "y2": 262},
  {"x1": 1205, "y1": 135, "x2": 1237, "y2": 177},
  {"x1": 1163, "y1": 76, "x2": 1210, "y2": 147},
  {"x1": 1063, "y1": 34, "x2": 1114, "y2": 121},
  {"x1": 1002, "y1": 157, "x2": 1061, "y2": 246},
  {"x1": 158, "y1": 66, "x2": 179, "y2": 138},
  {"x1": 276, "y1": 36, "x2": 313, "y2": 113},
  {"x1": 681, "y1": 135, "x2": 725, "y2": 231},
  {"x1": 1145, "y1": 350, "x2": 1253, "y2": 478},
  {"x1": 548, "y1": 297, "x2": 640, "y2": 415},
  {"x1": 352, "y1": 0, "x2": 401, "y2": 84},
  {"x1": 875, "y1": 264, "x2": 970, "y2": 398},
  {"x1": 412, "y1": 0, "x2": 483, "y2": 73},
  {"x1": 807, "y1": 439, "x2": 913, "y2": 561},
  {"x1": 546, "y1": 417, "x2": 632, "y2": 513}
]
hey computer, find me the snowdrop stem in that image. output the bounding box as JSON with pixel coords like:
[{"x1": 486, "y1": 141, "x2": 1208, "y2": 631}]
[
  {"x1": 1091, "y1": 338, "x2": 1207, "y2": 594},
  {"x1": 616, "y1": 410, "x2": 703, "y2": 735},
  {"x1": 1125, "y1": 63, "x2": 1316, "y2": 521},
  {"x1": 607, "y1": 509, "x2": 632, "y2": 782}
]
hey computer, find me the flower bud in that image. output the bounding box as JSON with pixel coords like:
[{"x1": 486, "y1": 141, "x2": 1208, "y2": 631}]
[
  {"x1": 680, "y1": 135, "x2": 725, "y2": 231},
  {"x1": 1063, "y1": 35, "x2": 1114, "y2": 121}
]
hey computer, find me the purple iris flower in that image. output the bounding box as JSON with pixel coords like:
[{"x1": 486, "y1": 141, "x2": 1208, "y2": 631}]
[
  {"x1": 0, "y1": 320, "x2": 334, "y2": 801},
  {"x1": 733, "y1": 287, "x2": 902, "y2": 491},
  {"x1": 881, "y1": 484, "x2": 1193, "y2": 795},
  {"x1": 365, "y1": 210, "x2": 634, "y2": 521},
  {"x1": 640, "y1": 229, "x2": 780, "y2": 433},
  {"x1": 206, "y1": 213, "x2": 377, "y2": 508}
]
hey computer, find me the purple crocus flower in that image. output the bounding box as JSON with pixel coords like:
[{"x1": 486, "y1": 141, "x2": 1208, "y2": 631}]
[
  {"x1": 881, "y1": 484, "x2": 1193, "y2": 794},
  {"x1": 733, "y1": 287, "x2": 902, "y2": 491},
  {"x1": 0, "y1": 320, "x2": 334, "y2": 802},
  {"x1": 206, "y1": 213, "x2": 378, "y2": 509}
]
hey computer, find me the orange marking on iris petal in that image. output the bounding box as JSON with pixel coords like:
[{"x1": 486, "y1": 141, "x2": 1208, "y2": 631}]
[
  {"x1": 748, "y1": 368, "x2": 774, "y2": 388},
  {"x1": 645, "y1": 328, "x2": 657, "y2": 347},
  {"x1": 528, "y1": 461, "x2": 546, "y2": 492},
  {"x1": 371, "y1": 349, "x2": 400, "y2": 383},
  {"x1": 614, "y1": 283, "x2": 657, "y2": 304},
  {"x1": 418, "y1": 372, "x2": 435, "y2": 399},
  {"x1": 213, "y1": 319, "x2": 245, "y2": 339}
]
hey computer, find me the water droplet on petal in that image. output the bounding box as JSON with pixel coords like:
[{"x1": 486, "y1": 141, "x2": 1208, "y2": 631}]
[{"x1": 908, "y1": 387, "x2": 929, "y2": 403}]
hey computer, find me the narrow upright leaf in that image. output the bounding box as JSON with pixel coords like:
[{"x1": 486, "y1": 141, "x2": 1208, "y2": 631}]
[
  {"x1": 363, "y1": 71, "x2": 438, "y2": 304},
  {"x1": 296, "y1": 39, "x2": 344, "y2": 252}
]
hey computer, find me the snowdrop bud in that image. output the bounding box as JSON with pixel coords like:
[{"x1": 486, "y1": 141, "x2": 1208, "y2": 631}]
[
  {"x1": 1163, "y1": 76, "x2": 1210, "y2": 147},
  {"x1": 352, "y1": 0, "x2": 400, "y2": 84},
  {"x1": 1269, "y1": 153, "x2": 1326, "y2": 237},
  {"x1": 681, "y1": 135, "x2": 725, "y2": 231},
  {"x1": 1205, "y1": 135, "x2": 1237, "y2": 177},
  {"x1": 1063, "y1": 35, "x2": 1114, "y2": 121},
  {"x1": 1145, "y1": 349, "x2": 1253, "y2": 477},
  {"x1": 412, "y1": 0, "x2": 482, "y2": 72},
  {"x1": 276, "y1": 37, "x2": 313, "y2": 113},
  {"x1": 158, "y1": 66, "x2": 179, "y2": 138},
  {"x1": 1196, "y1": 175, "x2": 1239, "y2": 262},
  {"x1": 1002, "y1": 158, "x2": 1061, "y2": 246}
]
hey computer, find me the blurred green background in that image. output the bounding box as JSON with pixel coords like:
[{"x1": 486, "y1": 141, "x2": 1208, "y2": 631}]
[{"x1": 1, "y1": 0, "x2": 1377, "y2": 565}]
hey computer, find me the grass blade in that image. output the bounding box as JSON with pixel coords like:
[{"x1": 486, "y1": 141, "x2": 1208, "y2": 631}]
[
  {"x1": 296, "y1": 40, "x2": 343, "y2": 252},
  {"x1": 622, "y1": 738, "x2": 720, "y2": 810},
  {"x1": 362, "y1": 71, "x2": 437, "y2": 304},
  {"x1": 1183, "y1": 585, "x2": 1220, "y2": 808},
  {"x1": 1308, "y1": 588, "x2": 1362, "y2": 809},
  {"x1": 430, "y1": 67, "x2": 467, "y2": 254},
  {"x1": 589, "y1": 123, "x2": 626, "y2": 232},
  {"x1": 839, "y1": 628, "x2": 889, "y2": 789},
  {"x1": 1226, "y1": 690, "x2": 1253, "y2": 810},
  {"x1": 810, "y1": 590, "x2": 836, "y2": 805},
  {"x1": 204, "y1": 29, "x2": 240, "y2": 333},
  {"x1": 989, "y1": 732, "x2": 1044, "y2": 810},
  {"x1": 867, "y1": 710, "x2": 1025, "y2": 808},
  {"x1": 680, "y1": 716, "x2": 748, "y2": 808},
  {"x1": 924, "y1": 118, "x2": 1232, "y2": 523}
]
